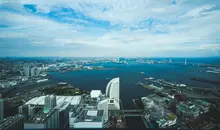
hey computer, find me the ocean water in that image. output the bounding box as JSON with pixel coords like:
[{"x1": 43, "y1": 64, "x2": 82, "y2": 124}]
[{"x1": 49, "y1": 58, "x2": 220, "y2": 109}]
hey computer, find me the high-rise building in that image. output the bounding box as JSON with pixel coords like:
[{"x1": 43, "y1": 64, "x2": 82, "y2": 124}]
[
  {"x1": 36, "y1": 68, "x2": 41, "y2": 76},
  {"x1": 54, "y1": 101, "x2": 70, "y2": 128},
  {"x1": 106, "y1": 77, "x2": 120, "y2": 110},
  {"x1": 0, "y1": 115, "x2": 24, "y2": 130},
  {"x1": 28, "y1": 105, "x2": 36, "y2": 117},
  {"x1": 24, "y1": 65, "x2": 30, "y2": 77},
  {"x1": 18, "y1": 105, "x2": 29, "y2": 121},
  {"x1": 44, "y1": 95, "x2": 56, "y2": 113},
  {"x1": 30, "y1": 67, "x2": 36, "y2": 77},
  {"x1": 0, "y1": 98, "x2": 3, "y2": 120}
]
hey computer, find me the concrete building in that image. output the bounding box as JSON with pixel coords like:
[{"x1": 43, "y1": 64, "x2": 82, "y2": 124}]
[
  {"x1": 98, "y1": 98, "x2": 108, "y2": 121},
  {"x1": 69, "y1": 90, "x2": 110, "y2": 128},
  {"x1": 72, "y1": 109, "x2": 105, "y2": 128},
  {"x1": 142, "y1": 95, "x2": 177, "y2": 128},
  {"x1": 44, "y1": 95, "x2": 56, "y2": 113},
  {"x1": 24, "y1": 109, "x2": 59, "y2": 129},
  {"x1": 106, "y1": 77, "x2": 120, "y2": 110},
  {"x1": 0, "y1": 115, "x2": 24, "y2": 130},
  {"x1": 24, "y1": 65, "x2": 30, "y2": 77},
  {"x1": 54, "y1": 101, "x2": 71, "y2": 128},
  {"x1": 177, "y1": 102, "x2": 200, "y2": 118},
  {"x1": 90, "y1": 90, "x2": 102, "y2": 101},
  {"x1": 156, "y1": 113, "x2": 177, "y2": 128},
  {"x1": 69, "y1": 106, "x2": 83, "y2": 128},
  {"x1": 28, "y1": 105, "x2": 36, "y2": 117},
  {"x1": 30, "y1": 67, "x2": 36, "y2": 77},
  {"x1": 25, "y1": 95, "x2": 82, "y2": 106},
  {"x1": 18, "y1": 105, "x2": 29, "y2": 121},
  {"x1": 0, "y1": 98, "x2": 3, "y2": 121},
  {"x1": 193, "y1": 99, "x2": 211, "y2": 113},
  {"x1": 36, "y1": 68, "x2": 42, "y2": 76}
]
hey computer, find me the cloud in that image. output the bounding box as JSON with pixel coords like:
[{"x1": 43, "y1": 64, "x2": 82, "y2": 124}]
[{"x1": 0, "y1": 0, "x2": 220, "y2": 57}]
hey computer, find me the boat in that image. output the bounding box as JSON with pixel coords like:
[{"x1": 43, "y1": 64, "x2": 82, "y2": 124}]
[
  {"x1": 37, "y1": 79, "x2": 49, "y2": 83},
  {"x1": 149, "y1": 77, "x2": 154, "y2": 80},
  {"x1": 140, "y1": 72, "x2": 145, "y2": 74}
]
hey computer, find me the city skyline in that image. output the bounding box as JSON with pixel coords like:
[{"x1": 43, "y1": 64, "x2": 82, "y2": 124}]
[{"x1": 0, "y1": 0, "x2": 220, "y2": 57}]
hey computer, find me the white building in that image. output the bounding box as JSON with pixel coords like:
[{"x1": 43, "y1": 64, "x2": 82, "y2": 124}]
[
  {"x1": 90, "y1": 90, "x2": 102, "y2": 101},
  {"x1": 106, "y1": 77, "x2": 120, "y2": 110},
  {"x1": 98, "y1": 99, "x2": 108, "y2": 121},
  {"x1": 72, "y1": 109, "x2": 104, "y2": 128},
  {"x1": 25, "y1": 96, "x2": 82, "y2": 106},
  {"x1": 24, "y1": 65, "x2": 30, "y2": 77}
]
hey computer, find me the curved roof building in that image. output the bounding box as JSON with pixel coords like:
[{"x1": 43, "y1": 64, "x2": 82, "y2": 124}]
[{"x1": 105, "y1": 77, "x2": 120, "y2": 110}]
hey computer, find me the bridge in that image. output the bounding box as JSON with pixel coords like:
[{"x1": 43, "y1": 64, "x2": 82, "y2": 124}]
[
  {"x1": 120, "y1": 109, "x2": 145, "y2": 112},
  {"x1": 119, "y1": 109, "x2": 146, "y2": 117},
  {"x1": 123, "y1": 114, "x2": 144, "y2": 117}
]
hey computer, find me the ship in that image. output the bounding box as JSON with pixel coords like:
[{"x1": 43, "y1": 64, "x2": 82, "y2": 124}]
[{"x1": 36, "y1": 79, "x2": 49, "y2": 83}]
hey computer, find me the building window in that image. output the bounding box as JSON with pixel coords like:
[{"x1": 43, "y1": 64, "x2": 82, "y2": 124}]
[{"x1": 110, "y1": 100, "x2": 114, "y2": 103}]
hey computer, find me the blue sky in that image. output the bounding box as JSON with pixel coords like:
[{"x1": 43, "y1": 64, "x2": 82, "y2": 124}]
[{"x1": 0, "y1": 0, "x2": 220, "y2": 57}]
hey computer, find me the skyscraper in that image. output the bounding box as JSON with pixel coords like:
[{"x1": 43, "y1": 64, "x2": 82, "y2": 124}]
[
  {"x1": 30, "y1": 67, "x2": 36, "y2": 77},
  {"x1": 24, "y1": 65, "x2": 30, "y2": 77},
  {"x1": 18, "y1": 105, "x2": 29, "y2": 121},
  {"x1": 106, "y1": 77, "x2": 120, "y2": 110},
  {"x1": 28, "y1": 105, "x2": 36, "y2": 117},
  {"x1": 0, "y1": 98, "x2": 3, "y2": 120},
  {"x1": 44, "y1": 95, "x2": 56, "y2": 113},
  {"x1": 54, "y1": 101, "x2": 70, "y2": 128}
]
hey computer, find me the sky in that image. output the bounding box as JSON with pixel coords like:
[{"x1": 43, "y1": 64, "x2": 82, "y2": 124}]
[{"x1": 0, "y1": 0, "x2": 220, "y2": 57}]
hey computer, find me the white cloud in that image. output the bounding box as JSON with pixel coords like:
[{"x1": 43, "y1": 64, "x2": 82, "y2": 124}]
[
  {"x1": 181, "y1": 5, "x2": 216, "y2": 18},
  {"x1": 0, "y1": 0, "x2": 220, "y2": 57}
]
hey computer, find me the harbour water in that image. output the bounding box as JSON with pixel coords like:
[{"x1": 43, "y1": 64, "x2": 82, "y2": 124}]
[{"x1": 49, "y1": 58, "x2": 220, "y2": 109}]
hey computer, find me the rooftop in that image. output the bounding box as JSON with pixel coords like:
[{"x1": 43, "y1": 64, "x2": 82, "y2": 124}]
[
  {"x1": 26, "y1": 109, "x2": 58, "y2": 124},
  {"x1": 87, "y1": 110, "x2": 98, "y2": 116},
  {"x1": 90, "y1": 90, "x2": 102, "y2": 98},
  {"x1": 177, "y1": 102, "x2": 200, "y2": 114},
  {"x1": 25, "y1": 95, "x2": 82, "y2": 106},
  {"x1": 55, "y1": 101, "x2": 70, "y2": 111},
  {"x1": 194, "y1": 100, "x2": 211, "y2": 107},
  {"x1": 74, "y1": 109, "x2": 104, "y2": 123}
]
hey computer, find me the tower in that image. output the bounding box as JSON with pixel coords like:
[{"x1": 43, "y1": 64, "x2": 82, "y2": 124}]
[
  {"x1": 24, "y1": 65, "x2": 30, "y2": 77},
  {"x1": 44, "y1": 95, "x2": 56, "y2": 113},
  {"x1": 106, "y1": 77, "x2": 120, "y2": 110},
  {"x1": 0, "y1": 98, "x2": 3, "y2": 120}
]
